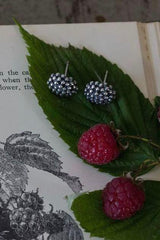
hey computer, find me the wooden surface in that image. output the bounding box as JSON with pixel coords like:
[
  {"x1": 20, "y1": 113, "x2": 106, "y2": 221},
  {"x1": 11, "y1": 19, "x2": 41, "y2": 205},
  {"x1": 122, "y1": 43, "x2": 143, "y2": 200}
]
[{"x1": 0, "y1": 0, "x2": 160, "y2": 25}]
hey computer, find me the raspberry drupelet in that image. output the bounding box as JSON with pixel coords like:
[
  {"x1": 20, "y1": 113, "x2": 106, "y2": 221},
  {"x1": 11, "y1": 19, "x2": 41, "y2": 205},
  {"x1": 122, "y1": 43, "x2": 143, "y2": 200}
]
[
  {"x1": 102, "y1": 177, "x2": 145, "y2": 220},
  {"x1": 78, "y1": 124, "x2": 120, "y2": 165}
]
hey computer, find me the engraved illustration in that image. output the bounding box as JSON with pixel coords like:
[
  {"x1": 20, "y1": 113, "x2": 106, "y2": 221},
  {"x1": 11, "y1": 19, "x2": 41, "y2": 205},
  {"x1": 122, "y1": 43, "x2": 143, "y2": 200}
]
[
  {"x1": 4, "y1": 131, "x2": 82, "y2": 194},
  {"x1": 0, "y1": 189, "x2": 84, "y2": 239},
  {"x1": 0, "y1": 132, "x2": 84, "y2": 240}
]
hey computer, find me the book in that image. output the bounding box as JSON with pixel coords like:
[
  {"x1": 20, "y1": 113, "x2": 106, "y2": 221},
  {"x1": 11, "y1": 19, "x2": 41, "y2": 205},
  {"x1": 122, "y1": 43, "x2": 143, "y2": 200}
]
[{"x1": 0, "y1": 21, "x2": 160, "y2": 239}]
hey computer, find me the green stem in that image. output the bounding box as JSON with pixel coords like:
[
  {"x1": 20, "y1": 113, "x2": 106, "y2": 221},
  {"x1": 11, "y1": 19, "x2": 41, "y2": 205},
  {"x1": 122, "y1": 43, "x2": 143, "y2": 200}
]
[
  {"x1": 119, "y1": 135, "x2": 160, "y2": 150},
  {"x1": 118, "y1": 135, "x2": 160, "y2": 177},
  {"x1": 131, "y1": 160, "x2": 159, "y2": 179}
]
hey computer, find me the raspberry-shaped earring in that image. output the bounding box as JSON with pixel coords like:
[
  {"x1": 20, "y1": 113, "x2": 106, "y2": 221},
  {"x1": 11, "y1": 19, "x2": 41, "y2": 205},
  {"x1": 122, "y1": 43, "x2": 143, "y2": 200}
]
[
  {"x1": 47, "y1": 61, "x2": 78, "y2": 97},
  {"x1": 84, "y1": 70, "x2": 116, "y2": 105}
]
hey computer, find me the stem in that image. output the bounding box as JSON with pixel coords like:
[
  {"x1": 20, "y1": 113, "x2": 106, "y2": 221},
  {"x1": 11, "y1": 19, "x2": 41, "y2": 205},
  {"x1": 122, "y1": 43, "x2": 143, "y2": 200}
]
[
  {"x1": 64, "y1": 61, "x2": 69, "y2": 76},
  {"x1": 132, "y1": 160, "x2": 159, "y2": 179},
  {"x1": 118, "y1": 135, "x2": 160, "y2": 178},
  {"x1": 119, "y1": 135, "x2": 160, "y2": 150},
  {"x1": 49, "y1": 204, "x2": 54, "y2": 213}
]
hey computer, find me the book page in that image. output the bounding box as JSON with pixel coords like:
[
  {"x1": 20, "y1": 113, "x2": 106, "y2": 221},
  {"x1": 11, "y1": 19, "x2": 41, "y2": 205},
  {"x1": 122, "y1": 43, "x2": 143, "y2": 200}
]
[
  {"x1": 145, "y1": 22, "x2": 160, "y2": 96},
  {"x1": 0, "y1": 22, "x2": 158, "y2": 239}
]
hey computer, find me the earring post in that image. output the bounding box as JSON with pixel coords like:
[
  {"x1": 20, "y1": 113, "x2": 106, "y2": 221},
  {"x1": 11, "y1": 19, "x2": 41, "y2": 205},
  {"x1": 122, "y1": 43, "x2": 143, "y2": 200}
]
[
  {"x1": 65, "y1": 61, "x2": 69, "y2": 76},
  {"x1": 94, "y1": 71, "x2": 103, "y2": 82},
  {"x1": 104, "y1": 70, "x2": 108, "y2": 83}
]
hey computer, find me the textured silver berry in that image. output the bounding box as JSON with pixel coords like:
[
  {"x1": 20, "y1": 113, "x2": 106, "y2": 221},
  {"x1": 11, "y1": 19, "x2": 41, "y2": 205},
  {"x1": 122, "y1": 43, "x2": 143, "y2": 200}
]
[
  {"x1": 84, "y1": 81, "x2": 116, "y2": 105},
  {"x1": 47, "y1": 73, "x2": 78, "y2": 97}
]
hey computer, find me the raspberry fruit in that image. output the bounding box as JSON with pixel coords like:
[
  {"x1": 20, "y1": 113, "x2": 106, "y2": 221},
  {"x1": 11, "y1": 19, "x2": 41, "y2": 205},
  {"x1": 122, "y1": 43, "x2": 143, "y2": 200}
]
[
  {"x1": 102, "y1": 177, "x2": 145, "y2": 220},
  {"x1": 9, "y1": 207, "x2": 44, "y2": 239},
  {"x1": 43, "y1": 212, "x2": 64, "y2": 234},
  {"x1": 16, "y1": 190, "x2": 44, "y2": 211},
  {"x1": 78, "y1": 124, "x2": 120, "y2": 165}
]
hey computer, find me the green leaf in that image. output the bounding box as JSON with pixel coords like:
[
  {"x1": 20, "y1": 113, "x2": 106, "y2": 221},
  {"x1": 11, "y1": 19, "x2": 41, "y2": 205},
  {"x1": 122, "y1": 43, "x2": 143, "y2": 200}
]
[
  {"x1": 97, "y1": 150, "x2": 152, "y2": 176},
  {"x1": 15, "y1": 20, "x2": 160, "y2": 175},
  {"x1": 71, "y1": 181, "x2": 160, "y2": 240}
]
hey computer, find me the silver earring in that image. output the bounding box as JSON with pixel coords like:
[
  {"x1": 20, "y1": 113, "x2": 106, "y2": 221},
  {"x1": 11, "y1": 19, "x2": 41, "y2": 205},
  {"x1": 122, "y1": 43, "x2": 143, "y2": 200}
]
[
  {"x1": 47, "y1": 61, "x2": 78, "y2": 97},
  {"x1": 84, "y1": 70, "x2": 116, "y2": 105}
]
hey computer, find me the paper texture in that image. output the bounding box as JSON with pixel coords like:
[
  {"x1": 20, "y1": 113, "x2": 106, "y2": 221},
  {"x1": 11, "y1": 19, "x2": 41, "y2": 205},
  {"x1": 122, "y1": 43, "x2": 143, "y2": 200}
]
[
  {"x1": 0, "y1": 22, "x2": 160, "y2": 239},
  {"x1": 146, "y1": 22, "x2": 160, "y2": 96}
]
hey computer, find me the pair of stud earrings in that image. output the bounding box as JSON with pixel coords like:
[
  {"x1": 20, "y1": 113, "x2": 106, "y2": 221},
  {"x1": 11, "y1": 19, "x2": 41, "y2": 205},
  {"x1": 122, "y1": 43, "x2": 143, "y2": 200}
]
[{"x1": 47, "y1": 62, "x2": 116, "y2": 105}]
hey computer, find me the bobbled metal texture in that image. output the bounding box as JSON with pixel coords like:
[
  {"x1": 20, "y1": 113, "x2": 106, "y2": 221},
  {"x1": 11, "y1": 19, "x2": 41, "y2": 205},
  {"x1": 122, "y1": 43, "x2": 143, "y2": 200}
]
[
  {"x1": 47, "y1": 73, "x2": 78, "y2": 97},
  {"x1": 84, "y1": 81, "x2": 116, "y2": 105}
]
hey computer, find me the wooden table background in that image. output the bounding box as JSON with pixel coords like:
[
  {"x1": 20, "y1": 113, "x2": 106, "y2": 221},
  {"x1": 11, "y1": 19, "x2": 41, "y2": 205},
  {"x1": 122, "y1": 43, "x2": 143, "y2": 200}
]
[{"x1": 0, "y1": 0, "x2": 160, "y2": 25}]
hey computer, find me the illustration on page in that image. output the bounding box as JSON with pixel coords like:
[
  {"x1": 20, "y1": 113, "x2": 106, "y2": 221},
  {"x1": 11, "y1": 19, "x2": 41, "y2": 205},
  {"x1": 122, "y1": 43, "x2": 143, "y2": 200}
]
[{"x1": 0, "y1": 131, "x2": 84, "y2": 240}]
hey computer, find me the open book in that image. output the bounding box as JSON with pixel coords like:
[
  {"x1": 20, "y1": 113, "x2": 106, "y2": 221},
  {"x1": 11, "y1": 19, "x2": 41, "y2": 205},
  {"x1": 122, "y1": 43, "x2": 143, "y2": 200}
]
[{"x1": 0, "y1": 22, "x2": 160, "y2": 239}]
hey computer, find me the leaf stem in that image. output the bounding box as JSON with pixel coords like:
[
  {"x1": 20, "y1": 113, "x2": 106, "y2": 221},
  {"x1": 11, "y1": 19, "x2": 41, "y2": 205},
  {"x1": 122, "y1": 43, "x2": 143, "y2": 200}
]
[
  {"x1": 131, "y1": 160, "x2": 159, "y2": 179},
  {"x1": 119, "y1": 135, "x2": 160, "y2": 150},
  {"x1": 118, "y1": 135, "x2": 160, "y2": 177}
]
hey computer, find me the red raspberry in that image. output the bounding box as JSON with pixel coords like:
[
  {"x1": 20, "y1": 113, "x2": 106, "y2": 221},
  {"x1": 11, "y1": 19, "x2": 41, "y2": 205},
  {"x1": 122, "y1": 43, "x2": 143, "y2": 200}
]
[
  {"x1": 102, "y1": 177, "x2": 145, "y2": 220},
  {"x1": 78, "y1": 124, "x2": 120, "y2": 165}
]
